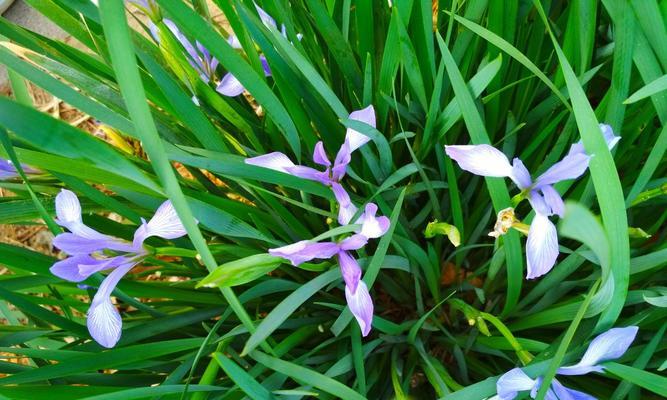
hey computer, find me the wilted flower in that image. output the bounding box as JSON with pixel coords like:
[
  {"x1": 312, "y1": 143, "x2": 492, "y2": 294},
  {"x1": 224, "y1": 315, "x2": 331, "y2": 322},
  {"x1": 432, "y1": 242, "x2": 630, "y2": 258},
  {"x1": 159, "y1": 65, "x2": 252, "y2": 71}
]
[
  {"x1": 0, "y1": 158, "x2": 39, "y2": 180},
  {"x1": 246, "y1": 105, "x2": 375, "y2": 224},
  {"x1": 445, "y1": 124, "x2": 619, "y2": 279},
  {"x1": 269, "y1": 203, "x2": 389, "y2": 336},
  {"x1": 496, "y1": 326, "x2": 638, "y2": 400},
  {"x1": 49, "y1": 190, "x2": 189, "y2": 348}
]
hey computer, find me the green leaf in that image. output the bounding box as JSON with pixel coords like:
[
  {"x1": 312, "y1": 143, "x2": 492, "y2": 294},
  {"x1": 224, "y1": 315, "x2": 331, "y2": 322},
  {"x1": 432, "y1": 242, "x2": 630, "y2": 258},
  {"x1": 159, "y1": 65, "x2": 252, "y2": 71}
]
[{"x1": 197, "y1": 254, "x2": 282, "y2": 289}]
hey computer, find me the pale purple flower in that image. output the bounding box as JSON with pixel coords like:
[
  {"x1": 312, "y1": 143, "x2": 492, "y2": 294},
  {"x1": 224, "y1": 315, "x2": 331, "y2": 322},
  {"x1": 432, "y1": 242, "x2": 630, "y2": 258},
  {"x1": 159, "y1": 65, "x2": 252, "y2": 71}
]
[
  {"x1": 269, "y1": 203, "x2": 389, "y2": 336},
  {"x1": 218, "y1": 3, "x2": 302, "y2": 96},
  {"x1": 445, "y1": 124, "x2": 619, "y2": 279},
  {"x1": 496, "y1": 326, "x2": 637, "y2": 400},
  {"x1": 49, "y1": 190, "x2": 188, "y2": 348},
  {"x1": 246, "y1": 105, "x2": 374, "y2": 224},
  {"x1": 0, "y1": 159, "x2": 39, "y2": 180}
]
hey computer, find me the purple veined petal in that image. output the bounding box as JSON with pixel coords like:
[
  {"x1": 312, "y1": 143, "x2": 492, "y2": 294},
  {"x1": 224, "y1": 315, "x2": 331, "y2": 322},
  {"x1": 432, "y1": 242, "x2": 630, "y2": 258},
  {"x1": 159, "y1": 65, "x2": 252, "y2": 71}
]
[
  {"x1": 445, "y1": 144, "x2": 514, "y2": 178},
  {"x1": 339, "y1": 233, "x2": 368, "y2": 251},
  {"x1": 529, "y1": 377, "x2": 560, "y2": 400},
  {"x1": 345, "y1": 280, "x2": 373, "y2": 336},
  {"x1": 87, "y1": 262, "x2": 136, "y2": 348},
  {"x1": 254, "y1": 2, "x2": 278, "y2": 29},
  {"x1": 259, "y1": 55, "x2": 272, "y2": 77},
  {"x1": 312, "y1": 141, "x2": 331, "y2": 167},
  {"x1": 269, "y1": 240, "x2": 340, "y2": 266},
  {"x1": 496, "y1": 368, "x2": 537, "y2": 400},
  {"x1": 550, "y1": 379, "x2": 597, "y2": 400},
  {"x1": 540, "y1": 185, "x2": 565, "y2": 218},
  {"x1": 132, "y1": 200, "x2": 188, "y2": 249},
  {"x1": 216, "y1": 72, "x2": 245, "y2": 97},
  {"x1": 338, "y1": 250, "x2": 362, "y2": 293},
  {"x1": 345, "y1": 105, "x2": 375, "y2": 152},
  {"x1": 332, "y1": 182, "x2": 358, "y2": 225},
  {"x1": 0, "y1": 168, "x2": 18, "y2": 180},
  {"x1": 534, "y1": 153, "x2": 590, "y2": 187},
  {"x1": 557, "y1": 326, "x2": 639, "y2": 376},
  {"x1": 510, "y1": 158, "x2": 532, "y2": 190},
  {"x1": 286, "y1": 165, "x2": 330, "y2": 185},
  {"x1": 245, "y1": 152, "x2": 296, "y2": 173},
  {"x1": 164, "y1": 19, "x2": 202, "y2": 71},
  {"x1": 148, "y1": 21, "x2": 160, "y2": 43},
  {"x1": 78, "y1": 256, "x2": 129, "y2": 279},
  {"x1": 525, "y1": 213, "x2": 559, "y2": 279},
  {"x1": 50, "y1": 255, "x2": 107, "y2": 282},
  {"x1": 53, "y1": 233, "x2": 133, "y2": 255},
  {"x1": 357, "y1": 203, "x2": 390, "y2": 239}
]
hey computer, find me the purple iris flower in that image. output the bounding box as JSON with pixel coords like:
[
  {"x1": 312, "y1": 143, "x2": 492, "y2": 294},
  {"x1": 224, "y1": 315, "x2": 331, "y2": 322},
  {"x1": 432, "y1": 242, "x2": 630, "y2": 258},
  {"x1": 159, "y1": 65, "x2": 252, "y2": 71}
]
[
  {"x1": 269, "y1": 203, "x2": 389, "y2": 336},
  {"x1": 445, "y1": 124, "x2": 619, "y2": 279},
  {"x1": 246, "y1": 105, "x2": 375, "y2": 224},
  {"x1": 49, "y1": 189, "x2": 188, "y2": 348},
  {"x1": 496, "y1": 326, "x2": 638, "y2": 400},
  {"x1": 218, "y1": 3, "x2": 302, "y2": 97}
]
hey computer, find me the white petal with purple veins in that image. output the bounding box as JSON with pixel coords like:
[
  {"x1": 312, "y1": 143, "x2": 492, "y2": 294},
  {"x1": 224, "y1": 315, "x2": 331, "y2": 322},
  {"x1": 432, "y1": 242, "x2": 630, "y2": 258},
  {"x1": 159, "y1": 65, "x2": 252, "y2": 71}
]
[
  {"x1": 55, "y1": 189, "x2": 109, "y2": 240},
  {"x1": 526, "y1": 213, "x2": 559, "y2": 279},
  {"x1": 86, "y1": 262, "x2": 136, "y2": 348},
  {"x1": 345, "y1": 280, "x2": 373, "y2": 336},
  {"x1": 245, "y1": 152, "x2": 296, "y2": 173},
  {"x1": 345, "y1": 105, "x2": 375, "y2": 152},
  {"x1": 132, "y1": 200, "x2": 188, "y2": 249},
  {"x1": 558, "y1": 326, "x2": 638, "y2": 376},
  {"x1": 339, "y1": 234, "x2": 368, "y2": 251},
  {"x1": 496, "y1": 368, "x2": 536, "y2": 400},
  {"x1": 445, "y1": 144, "x2": 514, "y2": 178},
  {"x1": 358, "y1": 203, "x2": 390, "y2": 239}
]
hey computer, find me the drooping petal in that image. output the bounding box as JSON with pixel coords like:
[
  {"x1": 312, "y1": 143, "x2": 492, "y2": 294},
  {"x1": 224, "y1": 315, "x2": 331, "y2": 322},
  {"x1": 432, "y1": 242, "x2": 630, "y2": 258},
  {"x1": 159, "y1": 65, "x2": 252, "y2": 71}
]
[
  {"x1": 87, "y1": 262, "x2": 136, "y2": 348},
  {"x1": 332, "y1": 182, "x2": 358, "y2": 225},
  {"x1": 534, "y1": 153, "x2": 590, "y2": 187},
  {"x1": 0, "y1": 159, "x2": 18, "y2": 179},
  {"x1": 496, "y1": 368, "x2": 536, "y2": 400},
  {"x1": 345, "y1": 105, "x2": 375, "y2": 152},
  {"x1": 557, "y1": 326, "x2": 638, "y2": 376},
  {"x1": 345, "y1": 280, "x2": 373, "y2": 336},
  {"x1": 339, "y1": 233, "x2": 368, "y2": 251},
  {"x1": 357, "y1": 203, "x2": 390, "y2": 239},
  {"x1": 445, "y1": 144, "x2": 514, "y2": 178},
  {"x1": 550, "y1": 379, "x2": 597, "y2": 400},
  {"x1": 132, "y1": 200, "x2": 188, "y2": 249},
  {"x1": 510, "y1": 158, "x2": 532, "y2": 189},
  {"x1": 527, "y1": 190, "x2": 552, "y2": 216},
  {"x1": 50, "y1": 255, "x2": 118, "y2": 282},
  {"x1": 163, "y1": 19, "x2": 201, "y2": 69},
  {"x1": 540, "y1": 185, "x2": 565, "y2": 218},
  {"x1": 269, "y1": 240, "x2": 340, "y2": 266},
  {"x1": 525, "y1": 213, "x2": 559, "y2": 279},
  {"x1": 245, "y1": 152, "x2": 296, "y2": 173},
  {"x1": 312, "y1": 141, "x2": 331, "y2": 167},
  {"x1": 338, "y1": 250, "x2": 362, "y2": 293},
  {"x1": 216, "y1": 72, "x2": 245, "y2": 97}
]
